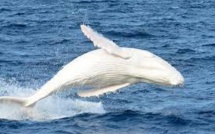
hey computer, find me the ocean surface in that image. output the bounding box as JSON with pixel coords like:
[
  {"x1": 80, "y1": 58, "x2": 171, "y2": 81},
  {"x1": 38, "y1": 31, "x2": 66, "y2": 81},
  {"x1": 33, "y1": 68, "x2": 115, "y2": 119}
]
[{"x1": 0, "y1": 0, "x2": 215, "y2": 133}]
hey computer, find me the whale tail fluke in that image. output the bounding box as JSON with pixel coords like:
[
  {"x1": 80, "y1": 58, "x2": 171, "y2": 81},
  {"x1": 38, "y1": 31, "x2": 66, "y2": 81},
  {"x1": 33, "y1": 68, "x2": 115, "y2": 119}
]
[{"x1": 0, "y1": 96, "x2": 32, "y2": 107}]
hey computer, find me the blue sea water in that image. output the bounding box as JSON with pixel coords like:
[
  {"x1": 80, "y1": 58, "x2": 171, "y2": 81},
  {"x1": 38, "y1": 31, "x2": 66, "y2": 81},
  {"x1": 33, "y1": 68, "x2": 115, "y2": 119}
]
[{"x1": 0, "y1": 0, "x2": 215, "y2": 133}]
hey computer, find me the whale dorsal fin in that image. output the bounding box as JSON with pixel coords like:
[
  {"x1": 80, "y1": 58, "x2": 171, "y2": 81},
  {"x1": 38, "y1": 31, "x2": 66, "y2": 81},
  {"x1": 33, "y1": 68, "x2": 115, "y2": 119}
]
[
  {"x1": 77, "y1": 83, "x2": 130, "y2": 97},
  {"x1": 80, "y1": 24, "x2": 130, "y2": 59}
]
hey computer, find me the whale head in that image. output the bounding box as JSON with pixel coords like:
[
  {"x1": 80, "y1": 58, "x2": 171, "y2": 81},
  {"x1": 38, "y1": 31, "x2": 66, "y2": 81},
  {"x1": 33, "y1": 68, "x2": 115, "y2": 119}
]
[{"x1": 128, "y1": 48, "x2": 184, "y2": 86}]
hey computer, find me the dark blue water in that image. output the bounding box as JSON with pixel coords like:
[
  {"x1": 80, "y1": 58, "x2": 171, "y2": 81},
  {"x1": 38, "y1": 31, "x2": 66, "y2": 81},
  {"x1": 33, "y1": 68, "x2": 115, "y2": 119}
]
[{"x1": 0, "y1": 0, "x2": 215, "y2": 133}]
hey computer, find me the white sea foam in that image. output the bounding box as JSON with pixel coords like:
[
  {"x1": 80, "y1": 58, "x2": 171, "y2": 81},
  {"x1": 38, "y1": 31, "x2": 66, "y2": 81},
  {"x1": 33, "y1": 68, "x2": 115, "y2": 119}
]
[{"x1": 0, "y1": 79, "x2": 106, "y2": 121}]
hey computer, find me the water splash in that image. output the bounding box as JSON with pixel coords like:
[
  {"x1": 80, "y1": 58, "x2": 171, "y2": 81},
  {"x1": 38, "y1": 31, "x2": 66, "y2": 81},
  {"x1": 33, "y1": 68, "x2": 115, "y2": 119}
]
[{"x1": 0, "y1": 78, "x2": 106, "y2": 121}]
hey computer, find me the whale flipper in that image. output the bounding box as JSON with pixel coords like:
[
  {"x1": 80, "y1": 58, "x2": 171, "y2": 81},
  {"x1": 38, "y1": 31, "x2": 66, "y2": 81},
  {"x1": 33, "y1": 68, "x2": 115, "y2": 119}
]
[
  {"x1": 77, "y1": 83, "x2": 130, "y2": 97},
  {"x1": 80, "y1": 24, "x2": 130, "y2": 59},
  {"x1": 0, "y1": 96, "x2": 29, "y2": 106}
]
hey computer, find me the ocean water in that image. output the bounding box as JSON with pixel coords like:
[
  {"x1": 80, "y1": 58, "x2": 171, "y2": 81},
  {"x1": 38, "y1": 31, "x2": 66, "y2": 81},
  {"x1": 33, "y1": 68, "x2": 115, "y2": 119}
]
[{"x1": 0, "y1": 0, "x2": 215, "y2": 133}]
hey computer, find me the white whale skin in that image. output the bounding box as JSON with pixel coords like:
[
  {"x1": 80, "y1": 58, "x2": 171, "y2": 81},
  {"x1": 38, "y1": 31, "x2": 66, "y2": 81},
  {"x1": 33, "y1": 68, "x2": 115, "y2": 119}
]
[{"x1": 0, "y1": 25, "x2": 184, "y2": 107}]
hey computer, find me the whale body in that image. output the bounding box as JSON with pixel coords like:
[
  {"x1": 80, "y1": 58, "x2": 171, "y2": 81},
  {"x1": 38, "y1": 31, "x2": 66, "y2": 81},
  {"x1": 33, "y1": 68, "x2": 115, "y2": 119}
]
[{"x1": 0, "y1": 25, "x2": 184, "y2": 107}]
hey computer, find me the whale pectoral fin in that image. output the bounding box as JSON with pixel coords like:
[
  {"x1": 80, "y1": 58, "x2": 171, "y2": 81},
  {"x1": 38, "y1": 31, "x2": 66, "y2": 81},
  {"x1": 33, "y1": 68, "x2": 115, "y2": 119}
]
[
  {"x1": 77, "y1": 83, "x2": 130, "y2": 97},
  {"x1": 0, "y1": 96, "x2": 28, "y2": 106},
  {"x1": 80, "y1": 25, "x2": 131, "y2": 59}
]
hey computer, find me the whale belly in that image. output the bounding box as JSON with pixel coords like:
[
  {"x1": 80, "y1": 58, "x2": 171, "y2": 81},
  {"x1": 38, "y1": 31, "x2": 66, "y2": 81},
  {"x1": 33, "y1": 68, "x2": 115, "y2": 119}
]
[{"x1": 54, "y1": 49, "x2": 132, "y2": 89}]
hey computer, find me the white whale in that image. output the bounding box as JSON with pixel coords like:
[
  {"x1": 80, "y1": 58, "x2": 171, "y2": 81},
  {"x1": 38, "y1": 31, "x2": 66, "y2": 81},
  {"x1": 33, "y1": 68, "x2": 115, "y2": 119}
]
[{"x1": 0, "y1": 25, "x2": 184, "y2": 107}]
